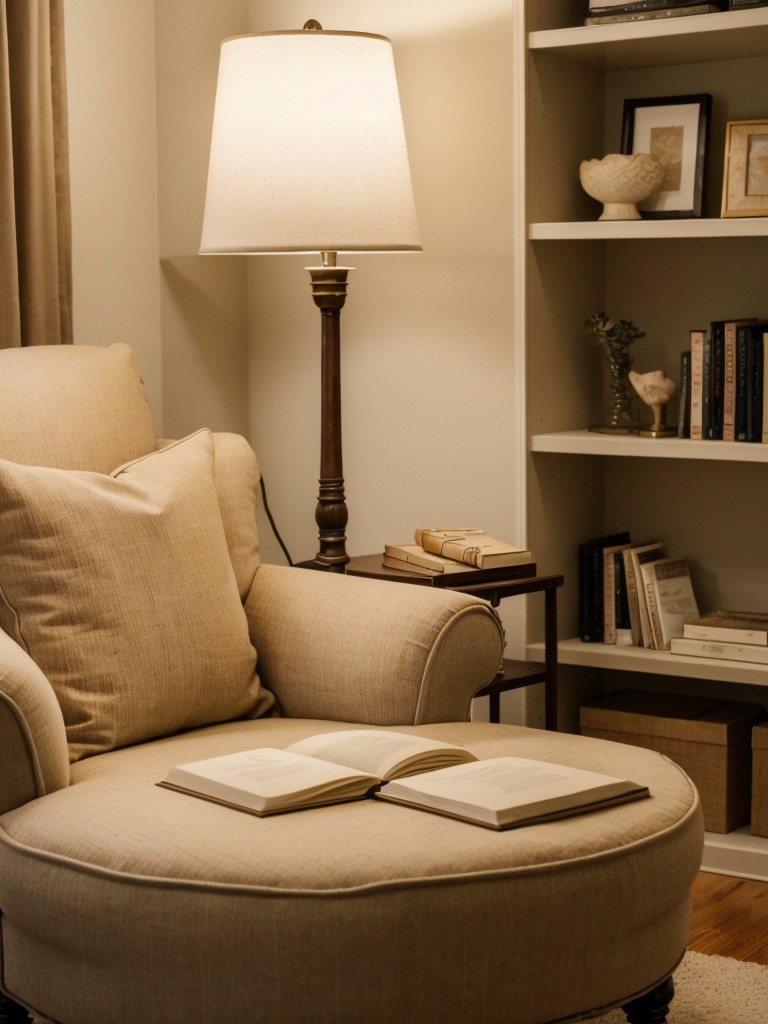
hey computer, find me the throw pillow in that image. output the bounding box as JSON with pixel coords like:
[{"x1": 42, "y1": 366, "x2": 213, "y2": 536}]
[{"x1": 0, "y1": 429, "x2": 264, "y2": 762}]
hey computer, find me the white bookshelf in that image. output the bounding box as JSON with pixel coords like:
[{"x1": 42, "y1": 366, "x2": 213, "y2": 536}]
[{"x1": 517, "y1": 1, "x2": 768, "y2": 880}]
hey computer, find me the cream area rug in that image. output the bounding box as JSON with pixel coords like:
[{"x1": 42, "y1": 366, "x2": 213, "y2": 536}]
[{"x1": 595, "y1": 951, "x2": 768, "y2": 1023}]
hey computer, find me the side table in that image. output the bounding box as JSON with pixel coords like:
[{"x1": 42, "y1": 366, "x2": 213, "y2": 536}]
[{"x1": 345, "y1": 555, "x2": 564, "y2": 730}]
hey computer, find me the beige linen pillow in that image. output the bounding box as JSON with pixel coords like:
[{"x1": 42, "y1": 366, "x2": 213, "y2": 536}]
[{"x1": 0, "y1": 429, "x2": 264, "y2": 762}]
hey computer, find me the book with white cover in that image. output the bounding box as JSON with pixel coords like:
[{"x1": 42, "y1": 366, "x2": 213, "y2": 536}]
[
  {"x1": 628, "y1": 542, "x2": 666, "y2": 647},
  {"x1": 640, "y1": 557, "x2": 700, "y2": 650},
  {"x1": 671, "y1": 636, "x2": 768, "y2": 664}
]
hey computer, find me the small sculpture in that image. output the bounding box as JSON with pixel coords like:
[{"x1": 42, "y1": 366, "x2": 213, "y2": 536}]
[{"x1": 629, "y1": 369, "x2": 677, "y2": 438}]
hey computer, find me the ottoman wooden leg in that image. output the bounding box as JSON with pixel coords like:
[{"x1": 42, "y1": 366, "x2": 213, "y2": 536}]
[
  {"x1": 0, "y1": 992, "x2": 29, "y2": 1023},
  {"x1": 621, "y1": 975, "x2": 674, "y2": 1023}
]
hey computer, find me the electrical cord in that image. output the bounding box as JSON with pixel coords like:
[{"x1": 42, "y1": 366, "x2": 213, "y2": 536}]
[{"x1": 259, "y1": 476, "x2": 294, "y2": 566}]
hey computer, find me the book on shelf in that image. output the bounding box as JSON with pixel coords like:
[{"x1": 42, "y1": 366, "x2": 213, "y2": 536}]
[
  {"x1": 763, "y1": 331, "x2": 768, "y2": 443},
  {"x1": 158, "y1": 729, "x2": 650, "y2": 830},
  {"x1": 677, "y1": 350, "x2": 691, "y2": 438},
  {"x1": 689, "y1": 329, "x2": 706, "y2": 441},
  {"x1": 586, "y1": 4, "x2": 724, "y2": 22},
  {"x1": 588, "y1": 0, "x2": 725, "y2": 10},
  {"x1": 413, "y1": 528, "x2": 532, "y2": 569},
  {"x1": 383, "y1": 542, "x2": 534, "y2": 577},
  {"x1": 640, "y1": 557, "x2": 700, "y2": 650},
  {"x1": 721, "y1": 318, "x2": 758, "y2": 442},
  {"x1": 375, "y1": 756, "x2": 649, "y2": 831},
  {"x1": 622, "y1": 541, "x2": 664, "y2": 647},
  {"x1": 671, "y1": 636, "x2": 768, "y2": 664},
  {"x1": 735, "y1": 321, "x2": 768, "y2": 443},
  {"x1": 578, "y1": 531, "x2": 631, "y2": 643},
  {"x1": 683, "y1": 610, "x2": 768, "y2": 645},
  {"x1": 603, "y1": 541, "x2": 633, "y2": 646}
]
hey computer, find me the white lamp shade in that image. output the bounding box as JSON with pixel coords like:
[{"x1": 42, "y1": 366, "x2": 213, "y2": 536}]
[{"x1": 200, "y1": 30, "x2": 422, "y2": 255}]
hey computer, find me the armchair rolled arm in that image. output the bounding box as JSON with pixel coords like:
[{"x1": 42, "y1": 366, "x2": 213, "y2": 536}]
[
  {"x1": 0, "y1": 631, "x2": 70, "y2": 814},
  {"x1": 246, "y1": 564, "x2": 504, "y2": 725}
]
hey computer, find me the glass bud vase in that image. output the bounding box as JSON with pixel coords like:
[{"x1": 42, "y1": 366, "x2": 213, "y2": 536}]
[{"x1": 590, "y1": 350, "x2": 640, "y2": 434}]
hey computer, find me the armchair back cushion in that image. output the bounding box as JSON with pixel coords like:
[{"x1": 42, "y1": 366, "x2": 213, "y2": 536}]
[
  {"x1": 0, "y1": 429, "x2": 270, "y2": 762},
  {"x1": 0, "y1": 343, "x2": 157, "y2": 472}
]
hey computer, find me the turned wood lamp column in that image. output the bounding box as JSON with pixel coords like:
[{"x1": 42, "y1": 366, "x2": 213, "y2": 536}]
[
  {"x1": 309, "y1": 253, "x2": 350, "y2": 570},
  {"x1": 199, "y1": 22, "x2": 420, "y2": 570}
]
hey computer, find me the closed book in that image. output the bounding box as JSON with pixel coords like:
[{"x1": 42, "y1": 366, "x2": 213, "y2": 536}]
[
  {"x1": 722, "y1": 319, "x2": 757, "y2": 441},
  {"x1": 587, "y1": 4, "x2": 722, "y2": 22},
  {"x1": 671, "y1": 636, "x2": 768, "y2": 664},
  {"x1": 677, "y1": 350, "x2": 691, "y2": 438},
  {"x1": 689, "y1": 329, "x2": 706, "y2": 440},
  {"x1": 640, "y1": 557, "x2": 700, "y2": 651},
  {"x1": 629, "y1": 542, "x2": 666, "y2": 647},
  {"x1": 578, "y1": 531, "x2": 631, "y2": 643},
  {"x1": 683, "y1": 610, "x2": 768, "y2": 645},
  {"x1": 348, "y1": 554, "x2": 537, "y2": 588},
  {"x1": 602, "y1": 542, "x2": 632, "y2": 645},
  {"x1": 414, "y1": 529, "x2": 532, "y2": 569}
]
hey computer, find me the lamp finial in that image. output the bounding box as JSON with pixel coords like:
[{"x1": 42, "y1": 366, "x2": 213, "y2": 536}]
[{"x1": 303, "y1": 19, "x2": 322, "y2": 31}]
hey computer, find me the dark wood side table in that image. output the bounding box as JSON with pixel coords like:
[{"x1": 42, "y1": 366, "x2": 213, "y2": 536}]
[{"x1": 345, "y1": 555, "x2": 564, "y2": 730}]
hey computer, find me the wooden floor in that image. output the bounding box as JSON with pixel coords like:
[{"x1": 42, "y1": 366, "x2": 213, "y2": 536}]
[{"x1": 688, "y1": 871, "x2": 768, "y2": 964}]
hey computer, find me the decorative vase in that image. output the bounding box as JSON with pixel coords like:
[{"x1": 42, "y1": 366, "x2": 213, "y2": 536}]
[
  {"x1": 585, "y1": 313, "x2": 644, "y2": 434},
  {"x1": 579, "y1": 153, "x2": 664, "y2": 221}
]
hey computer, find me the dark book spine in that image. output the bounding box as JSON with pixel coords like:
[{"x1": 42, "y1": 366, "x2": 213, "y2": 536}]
[
  {"x1": 677, "y1": 350, "x2": 691, "y2": 438},
  {"x1": 735, "y1": 326, "x2": 750, "y2": 442},
  {"x1": 747, "y1": 327, "x2": 764, "y2": 443},
  {"x1": 708, "y1": 322, "x2": 725, "y2": 440}
]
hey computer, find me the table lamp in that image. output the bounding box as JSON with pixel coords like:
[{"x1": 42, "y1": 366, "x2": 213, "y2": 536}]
[{"x1": 200, "y1": 21, "x2": 421, "y2": 571}]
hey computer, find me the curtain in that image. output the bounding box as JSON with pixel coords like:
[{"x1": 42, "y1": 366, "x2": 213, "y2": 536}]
[{"x1": 0, "y1": 0, "x2": 72, "y2": 348}]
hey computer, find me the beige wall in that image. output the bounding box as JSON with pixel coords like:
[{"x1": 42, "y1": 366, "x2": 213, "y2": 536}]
[
  {"x1": 245, "y1": 0, "x2": 524, "y2": 571},
  {"x1": 64, "y1": 0, "x2": 526, "y2": 717},
  {"x1": 64, "y1": 0, "x2": 164, "y2": 428}
]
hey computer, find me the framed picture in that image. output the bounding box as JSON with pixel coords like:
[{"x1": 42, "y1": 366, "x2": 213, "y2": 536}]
[
  {"x1": 621, "y1": 94, "x2": 711, "y2": 218},
  {"x1": 721, "y1": 118, "x2": 768, "y2": 218}
]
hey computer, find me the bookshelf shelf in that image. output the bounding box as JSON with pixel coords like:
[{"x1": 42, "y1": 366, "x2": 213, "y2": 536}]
[
  {"x1": 528, "y1": 9, "x2": 768, "y2": 70},
  {"x1": 530, "y1": 431, "x2": 768, "y2": 462},
  {"x1": 527, "y1": 638, "x2": 768, "y2": 688},
  {"x1": 530, "y1": 218, "x2": 768, "y2": 242}
]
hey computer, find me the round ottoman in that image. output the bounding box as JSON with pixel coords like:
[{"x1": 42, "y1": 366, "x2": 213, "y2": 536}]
[{"x1": 0, "y1": 719, "x2": 703, "y2": 1024}]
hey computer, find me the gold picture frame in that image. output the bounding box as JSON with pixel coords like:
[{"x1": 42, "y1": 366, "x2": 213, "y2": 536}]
[{"x1": 721, "y1": 118, "x2": 768, "y2": 218}]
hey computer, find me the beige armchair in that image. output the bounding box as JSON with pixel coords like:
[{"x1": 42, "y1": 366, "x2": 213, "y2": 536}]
[{"x1": 0, "y1": 345, "x2": 702, "y2": 1024}]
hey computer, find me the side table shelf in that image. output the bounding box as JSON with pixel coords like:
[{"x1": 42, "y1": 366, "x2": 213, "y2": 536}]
[{"x1": 345, "y1": 555, "x2": 563, "y2": 729}]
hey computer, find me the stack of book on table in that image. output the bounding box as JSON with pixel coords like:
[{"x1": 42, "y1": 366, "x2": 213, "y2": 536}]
[
  {"x1": 579, "y1": 532, "x2": 700, "y2": 650},
  {"x1": 671, "y1": 611, "x2": 768, "y2": 664},
  {"x1": 585, "y1": 1, "x2": 727, "y2": 25},
  {"x1": 383, "y1": 528, "x2": 535, "y2": 582},
  {"x1": 158, "y1": 729, "x2": 649, "y2": 830}
]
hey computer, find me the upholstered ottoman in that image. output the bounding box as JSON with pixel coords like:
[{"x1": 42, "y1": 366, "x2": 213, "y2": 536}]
[{"x1": 0, "y1": 718, "x2": 702, "y2": 1024}]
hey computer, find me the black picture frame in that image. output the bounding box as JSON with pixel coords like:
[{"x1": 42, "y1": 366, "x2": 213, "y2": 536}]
[{"x1": 621, "y1": 93, "x2": 711, "y2": 218}]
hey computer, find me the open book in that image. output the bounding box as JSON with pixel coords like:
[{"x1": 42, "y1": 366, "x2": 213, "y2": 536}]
[
  {"x1": 158, "y1": 730, "x2": 477, "y2": 817},
  {"x1": 159, "y1": 730, "x2": 648, "y2": 828},
  {"x1": 376, "y1": 756, "x2": 649, "y2": 830}
]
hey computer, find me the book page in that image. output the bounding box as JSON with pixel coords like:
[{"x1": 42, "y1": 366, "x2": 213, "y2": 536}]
[
  {"x1": 162, "y1": 747, "x2": 379, "y2": 811},
  {"x1": 388, "y1": 758, "x2": 620, "y2": 810},
  {"x1": 378, "y1": 756, "x2": 648, "y2": 827},
  {"x1": 286, "y1": 729, "x2": 475, "y2": 780}
]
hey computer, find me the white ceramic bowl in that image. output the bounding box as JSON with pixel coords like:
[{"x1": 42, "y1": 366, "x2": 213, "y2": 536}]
[{"x1": 579, "y1": 153, "x2": 664, "y2": 221}]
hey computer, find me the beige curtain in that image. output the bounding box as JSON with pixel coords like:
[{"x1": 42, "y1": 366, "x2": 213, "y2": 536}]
[{"x1": 1, "y1": 0, "x2": 72, "y2": 348}]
